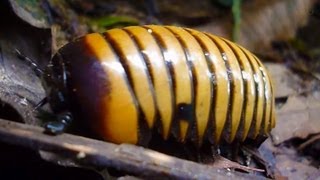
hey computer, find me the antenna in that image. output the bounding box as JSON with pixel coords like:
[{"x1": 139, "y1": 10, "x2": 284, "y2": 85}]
[{"x1": 15, "y1": 49, "x2": 45, "y2": 76}]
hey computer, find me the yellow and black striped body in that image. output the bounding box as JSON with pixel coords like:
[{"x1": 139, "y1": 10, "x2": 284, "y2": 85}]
[{"x1": 50, "y1": 25, "x2": 275, "y2": 146}]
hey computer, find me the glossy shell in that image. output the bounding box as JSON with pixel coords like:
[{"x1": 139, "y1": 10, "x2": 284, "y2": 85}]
[{"x1": 51, "y1": 25, "x2": 275, "y2": 146}]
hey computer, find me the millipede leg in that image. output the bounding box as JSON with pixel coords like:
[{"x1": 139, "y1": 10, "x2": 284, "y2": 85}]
[
  {"x1": 44, "y1": 111, "x2": 73, "y2": 135},
  {"x1": 33, "y1": 97, "x2": 48, "y2": 111},
  {"x1": 231, "y1": 141, "x2": 241, "y2": 161},
  {"x1": 15, "y1": 49, "x2": 44, "y2": 76}
]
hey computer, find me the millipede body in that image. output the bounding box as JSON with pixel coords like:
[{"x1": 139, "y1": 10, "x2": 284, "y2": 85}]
[{"x1": 45, "y1": 25, "x2": 275, "y2": 146}]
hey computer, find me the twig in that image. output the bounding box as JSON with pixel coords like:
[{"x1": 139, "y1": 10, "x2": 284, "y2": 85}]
[
  {"x1": 212, "y1": 155, "x2": 265, "y2": 173},
  {"x1": 0, "y1": 118, "x2": 265, "y2": 179},
  {"x1": 298, "y1": 134, "x2": 320, "y2": 151}
]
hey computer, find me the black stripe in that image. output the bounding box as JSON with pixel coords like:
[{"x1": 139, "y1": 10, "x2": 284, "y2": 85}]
[
  {"x1": 237, "y1": 46, "x2": 259, "y2": 138},
  {"x1": 203, "y1": 33, "x2": 232, "y2": 143},
  {"x1": 123, "y1": 28, "x2": 156, "y2": 86},
  {"x1": 103, "y1": 32, "x2": 135, "y2": 94},
  {"x1": 103, "y1": 31, "x2": 148, "y2": 144},
  {"x1": 141, "y1": 26, "x2": 175, "y2": 140},
  {"x1": 184, "y1": 28, "x2": 216, "y2": 144},
  {"x1": 121, "y1": 28, "x2": 156, "y2": 145},
  {"x1": 222, "y1": 40, "x2": 247, "y2": 141},
  {"x1": 99, "y1": 32, "x2": 141, "y2": 139},
  {"x1": 164, "y1": 27, "x2": 197, "y2": 144}
]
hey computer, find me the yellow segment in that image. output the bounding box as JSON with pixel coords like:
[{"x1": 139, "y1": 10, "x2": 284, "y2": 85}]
[
  {"x1": 145, "y1": 25, "x2": 193, "y2": 141},
  {"x1": 241, "y1": 48, "x2": 265, "y2": 138},
  {"x1": 179, "y1": 120, "x2": 189, "y2": 141},
  {"x1": 105, "y1": 29, "x2": 156, "y2": 129},
  {"x1": 84, "y1": 33, "x2": 139, "y2": 144},
  {"x1": 208, "y1": 35, "x2": 244, "y2": 143},
  {"x1": 123, "y1": 26, "x2": 173, "y2": 131},
  {"x1": 167, "y1": 26, "x2": 211, "y2": 145},
  {"x1": 255, "y1": 57, "x2": 272, "y2": 134},
  {"x1": 187, "y1": 29, "x2": 229, "y2": 143},
  {"x1": 224, "y1": 41, "x2": 256, "y2": 141}
]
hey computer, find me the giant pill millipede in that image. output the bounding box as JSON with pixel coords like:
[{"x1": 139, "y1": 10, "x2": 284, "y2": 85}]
[{"x1": 43, "y1": 25, "x2": 275, "y2": 147}]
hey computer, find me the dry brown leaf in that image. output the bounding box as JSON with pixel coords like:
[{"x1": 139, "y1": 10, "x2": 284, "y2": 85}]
[
  {"x1": 0, "y1": 2, "x2": 50, "y2": 125},
  {"x1": 260, "y1": 138, "x2": 319, "y2": 180},
  {"x1": 272, "y1": 92, "x2": 320, "y2": 144},
  {"x1": 263, "y1": 63, "x2": 320, "y2": 144},
  {"x1": 197, "y1": 0, "x2": 314, "y2": 52},
  {"x1": 265, "y1": 63, "x2": 307, "y2": 98},
  {"x1": 275, "y1": 154, "x2": 319, "y2": 180},
  {"x1": 8, "y1": 0, "x2": 50, "y2": 28},
  {"x1": 211, "y1": 155, "x2": 265, "y2": 173}
]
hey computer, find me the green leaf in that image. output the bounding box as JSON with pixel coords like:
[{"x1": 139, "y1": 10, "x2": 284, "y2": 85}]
[
  {"x1": 90, "y1": 15, "x2": 139, "y2": 30},
  {"x1": 232, "y1": 0, "x2": 242, "y2": 42}
]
